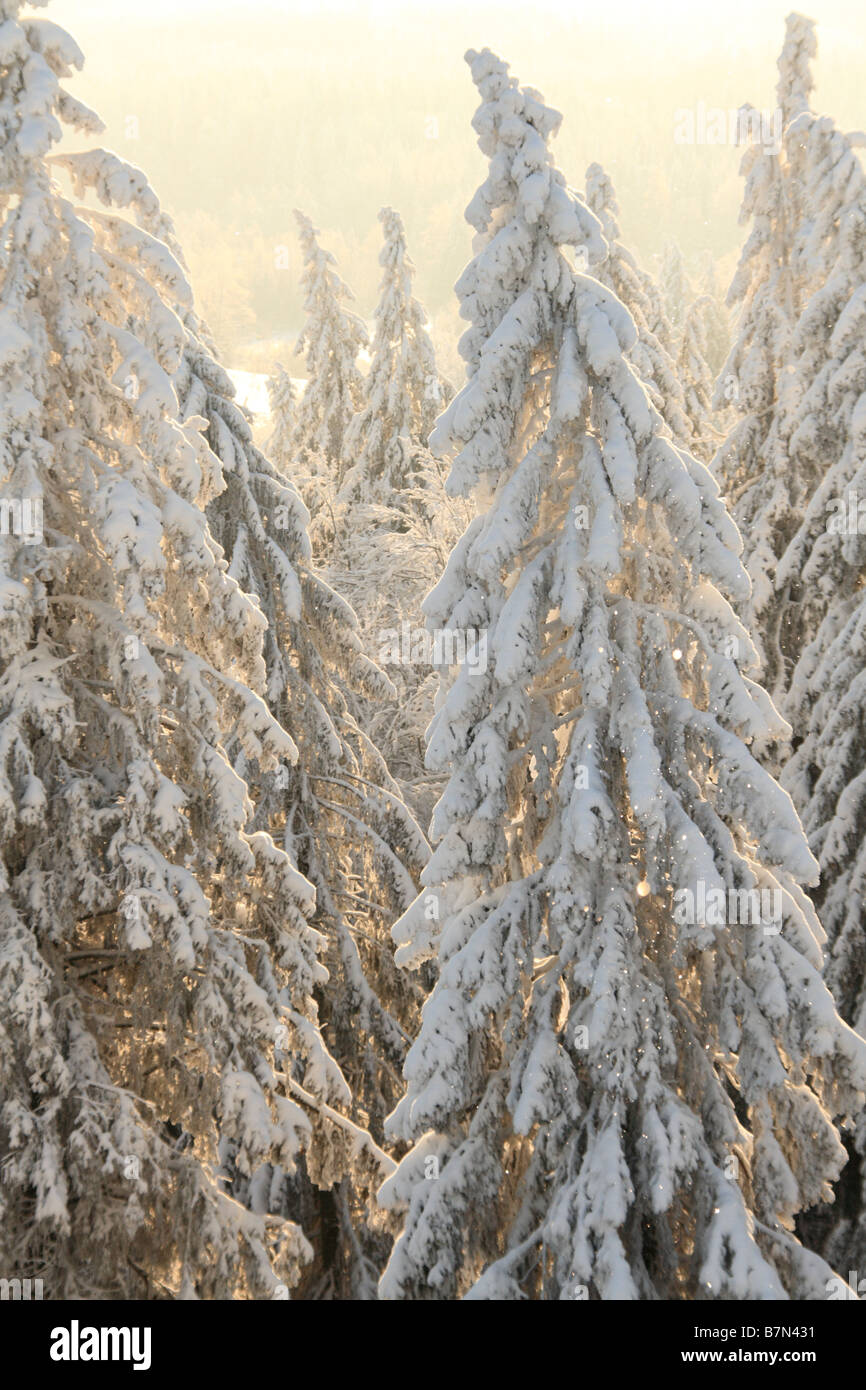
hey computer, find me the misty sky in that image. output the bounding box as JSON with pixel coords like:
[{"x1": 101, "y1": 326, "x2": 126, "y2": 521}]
[{"x1": 45, "y1": 0, "x2": 866, "y2": 372}]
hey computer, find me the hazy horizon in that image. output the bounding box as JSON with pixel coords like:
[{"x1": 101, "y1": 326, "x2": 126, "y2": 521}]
[{"x1": 46, "y1": 0, "x2": 866, "y2": 375}]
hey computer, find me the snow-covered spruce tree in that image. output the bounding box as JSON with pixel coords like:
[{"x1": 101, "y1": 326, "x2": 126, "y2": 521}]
[
  {"x1": 291, "y1": 211, "x2": 367, "y2": 481},
  {"x1": 697, "y1": 252, "x2": 731, "y2": 380},
  {"x1": 50, "y1": 144, "x2": 431, "y2": 1295},
  {"x1": 781, "y1": 535, "x2": 866, "y2": 1274},
  {"x1": 266, "y1": 362, "x2": 296, "y2": 474},
  {"x1": 377, "y1": 47, "x2": 866, "y2": 1303},
  {"x1": 677, "y1": 296, "x2": 718, "y2": 461},
  {"x1": 711, "y1": 130, "x2": 794, "y2": 697},
  {"x1": 585, "y1": 163, "x2": 692, "y2": 449},
  {"x1": 711, "y1": 14, "x2": 817, "y2": 699},
  {"x1": 340, "y1": 206, "x2": 452, "y2": 504},
  {"x1": 658, "y1": 240, "x2": 692, "y2": 336},
  {"x1": 776, "y1": 8, "x2": 818, "y2": 130},
  {"x1": 192, "y1": 326, "x2": 428, "y2": 1299},
  {"x1": 771, "y1": 102, "x2": 866, "y2": 1277},
  {"x1": 183, "y1": 302, "x2": 426, "y2": 1298},
  {"x1": 771, "y1": 83, "x2": 866, "y2": 702},
  {"x1": 320, "y1": 208, "x2": 465, "y2": 829},
  {"x1": 324, "y1": 455, "x2": 473, "y2": 832},
  {"x1": 773, "y1": 109, "x2": 866, "y2": 646},
  {"x1": 0, "y1": 3, "x2": 381, "y2": 1299}
]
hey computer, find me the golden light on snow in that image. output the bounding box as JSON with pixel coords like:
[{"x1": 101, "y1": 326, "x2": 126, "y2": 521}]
[{"x1": 636, "y1": 880, "x2": 651, "y2": 898}]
